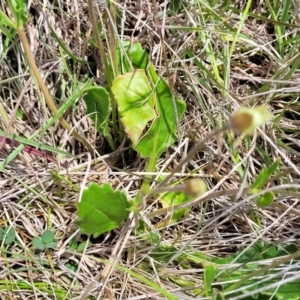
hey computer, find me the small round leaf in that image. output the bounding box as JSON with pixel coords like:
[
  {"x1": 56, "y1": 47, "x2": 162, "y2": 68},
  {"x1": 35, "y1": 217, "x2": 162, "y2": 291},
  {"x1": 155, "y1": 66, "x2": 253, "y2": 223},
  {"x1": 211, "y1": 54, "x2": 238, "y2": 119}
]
[
  {"x1": 45, "y1": 241, "x2": 57, "y2": 249},
  {"x1": 68, "y1": 238, "x2": 78, "y2": 250},
  {"x1": 77, "y1": 241, "x2": 90, "y2": 253},
  {"x1": 3, "y1": 227, "x2": 16, "y2": 245},
  {"x1": 33, "y1": 237, "x2": 46, "y2": 250},
  {"x1": 41, "y1": 230, "x2": 54, "y2": 244}
]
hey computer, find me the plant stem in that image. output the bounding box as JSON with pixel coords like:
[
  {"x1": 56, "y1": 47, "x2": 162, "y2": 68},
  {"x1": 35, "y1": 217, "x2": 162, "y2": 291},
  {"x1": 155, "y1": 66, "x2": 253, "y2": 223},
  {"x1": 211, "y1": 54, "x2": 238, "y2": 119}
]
[
  {"x1": 108, "y1": 2, "x2": 118, "y2": 78},
  {"x1": 16, "y1": 26, "x2": 93, "y2": 152},
  {"x1": 87, "y1": 0, "x2": 118, "y2": 138},
  {"x1": 140, "y1": 155, "x2": 157, "y2": 195}
]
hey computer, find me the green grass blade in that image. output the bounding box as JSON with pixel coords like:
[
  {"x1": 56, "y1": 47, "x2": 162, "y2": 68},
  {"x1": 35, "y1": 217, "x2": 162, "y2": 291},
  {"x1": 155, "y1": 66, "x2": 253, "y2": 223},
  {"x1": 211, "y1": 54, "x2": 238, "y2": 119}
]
[
  {"x1": 0, "y1": 80, "x2": 93, "y2": 169},
  {"x1": 0, "y1": 131, "x2": 72, "y2": 156}
]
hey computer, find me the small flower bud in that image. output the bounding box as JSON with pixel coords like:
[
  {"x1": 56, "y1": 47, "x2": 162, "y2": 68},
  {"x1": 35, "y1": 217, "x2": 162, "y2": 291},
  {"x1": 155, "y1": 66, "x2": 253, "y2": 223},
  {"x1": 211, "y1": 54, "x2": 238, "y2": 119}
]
[
  {"x1": 184, "y1": 179, "x2": 207, "y2": 197},
  {"x1": 230, "y1": 105, "x2": 269, "y2": 135}
]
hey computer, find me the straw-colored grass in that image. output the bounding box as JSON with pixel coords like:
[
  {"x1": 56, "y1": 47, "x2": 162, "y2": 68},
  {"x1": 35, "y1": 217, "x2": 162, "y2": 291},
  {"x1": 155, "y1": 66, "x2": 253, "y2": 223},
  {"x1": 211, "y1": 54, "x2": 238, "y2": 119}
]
[{"x1": 1, "y1": 0, "x2": 300, "y2": 299}]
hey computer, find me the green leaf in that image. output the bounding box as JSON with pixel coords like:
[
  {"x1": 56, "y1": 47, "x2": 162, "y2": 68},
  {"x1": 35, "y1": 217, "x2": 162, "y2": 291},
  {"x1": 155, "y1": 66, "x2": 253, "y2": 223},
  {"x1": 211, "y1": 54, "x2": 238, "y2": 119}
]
[
  {"x1": 33, "y1": 237, "x2": 46, "y2": 251},
  {"x1": 112, "y1": 70, "x2": 157, "y2": 145},
  {"x1": 45, "y1": 241, "x2": 57, "y2": 249},
  {"x1": 7, "y1": 0, "x2": 27, "y2": 27},
  {"x1": 118, "y1": 41, "x2": 149, "y2": 73},
  {"x1": 16, "y1": 109, "x2": 24, "y2": 120},
  {"x1": 256, "y1": 192, "x2": 274, "y2": 207},
  {"x1": 149, "y1": 231, "x2": 160, "y2": 244},
  {"x1": 0, "y1": 9, "x2": 17, "y2": 30},
  {"x1": 33, "y1": 231, "x2": 56, "y2": 250},
  {"x1": 68, "y1": 238, "x2": 78, "y2": 250},
  {"x1": 0, "y1": 227, "x2": 16, "y2": 245},
  {"x1": 77, "y1": 241, "x2": 90, "y2": 252},
  {"x1": 231, "y1": 148, "x2": 244, "y2": 178},
  {"x1": 41, "y1": 230, "x2": 54, "y2": 244},
  {"x1": 127, "y1": 43, "x2": 149, "y2": 69},
  {"x1": 83, "y1": 87, "x2": 111, "y2": 137},
  {"x1": 204, "y1": 264, "x2": 215, "y2": 296},
  {"x1": 134, "y1": 63, "x2": 186, "y2": 159},
  {"x1": 252, "y1": 159, "x2": 281, "y2": 190},
  {"x1": 4, "y1": 227, "x2": 16, "y2": 245},
  {"x1": 160, "y1": 192, "x2": 190, "y2": 224},
  {"x1": 0, "y1": 13, "x2": 17, "y2": 36},
  {"x1": 65, "y1": 261, "x2": 78, "y2": 272},
  {"x1": 76, "y1": 183, "x2": 130, "y2": 238}
]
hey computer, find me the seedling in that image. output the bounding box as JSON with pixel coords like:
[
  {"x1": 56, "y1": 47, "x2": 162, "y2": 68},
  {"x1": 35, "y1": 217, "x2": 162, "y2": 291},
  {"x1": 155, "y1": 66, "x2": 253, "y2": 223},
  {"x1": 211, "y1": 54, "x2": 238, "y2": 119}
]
[
  {"x1": 76, "y1": 41, "x2": 186, "y2": 236},
  {"x1": 68, "y1": 238, "x2": 90, "y2": 253},
  {"x1": 251, "y1": 158, "x2": 280, "y2": 207},
  {"x1": 64, "y1": 239, "x2": 91, "y2": 272},
  {"x1": 33, "y1": 230, "x2": 57, "y2": 251}
]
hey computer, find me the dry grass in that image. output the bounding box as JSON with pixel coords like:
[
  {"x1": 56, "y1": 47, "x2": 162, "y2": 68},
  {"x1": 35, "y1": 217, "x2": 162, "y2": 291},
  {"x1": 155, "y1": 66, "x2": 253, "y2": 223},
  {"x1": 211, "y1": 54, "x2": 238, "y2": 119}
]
[{"x1": 1, "y1": 0, "x2": 300, "y2": 299}]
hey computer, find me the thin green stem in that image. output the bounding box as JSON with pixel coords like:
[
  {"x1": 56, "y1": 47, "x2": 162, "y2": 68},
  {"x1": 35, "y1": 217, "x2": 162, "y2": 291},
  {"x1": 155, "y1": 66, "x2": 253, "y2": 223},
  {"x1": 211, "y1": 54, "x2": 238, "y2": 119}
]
[
  {"x1": 229, "y1": 0, "x2": 252, "y2": 58},
  {"x1": 140, "y1": 154, "x2": 158, "y2": 196},
  {"x1": 87, "y1": 0, "x2": 118, "y2": 138}
]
